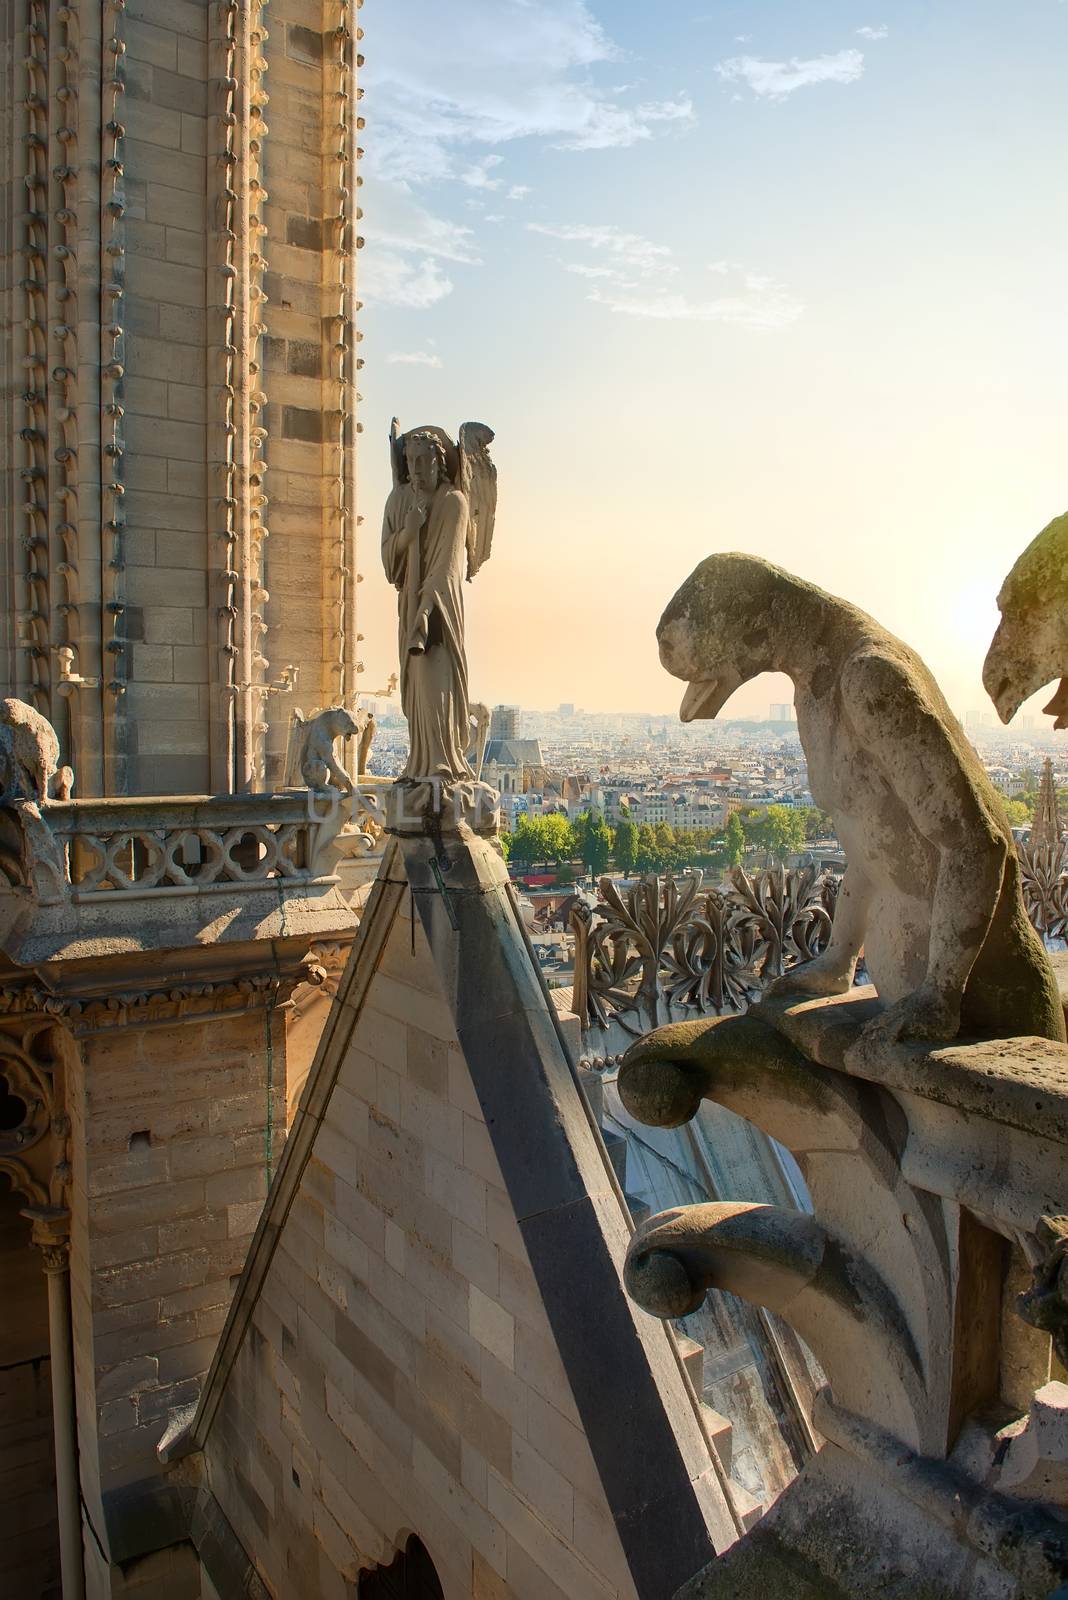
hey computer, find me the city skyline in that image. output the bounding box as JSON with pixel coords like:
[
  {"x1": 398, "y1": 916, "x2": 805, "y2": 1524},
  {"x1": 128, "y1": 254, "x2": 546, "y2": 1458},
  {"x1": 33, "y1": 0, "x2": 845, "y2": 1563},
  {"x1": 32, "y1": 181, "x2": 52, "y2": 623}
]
[{"x1": 357, "y1": 0, "x2": 1068, "y2": 724}]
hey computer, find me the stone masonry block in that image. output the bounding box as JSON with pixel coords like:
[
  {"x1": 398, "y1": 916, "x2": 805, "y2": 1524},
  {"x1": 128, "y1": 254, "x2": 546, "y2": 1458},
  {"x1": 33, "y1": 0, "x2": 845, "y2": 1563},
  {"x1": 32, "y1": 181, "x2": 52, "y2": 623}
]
[
  {"x1": 512, "y1": 1433, "x2": 574, "y2": 1542},
  {"x1": 470, "y1": 1285, "x2": 515, "y2": 1370}
]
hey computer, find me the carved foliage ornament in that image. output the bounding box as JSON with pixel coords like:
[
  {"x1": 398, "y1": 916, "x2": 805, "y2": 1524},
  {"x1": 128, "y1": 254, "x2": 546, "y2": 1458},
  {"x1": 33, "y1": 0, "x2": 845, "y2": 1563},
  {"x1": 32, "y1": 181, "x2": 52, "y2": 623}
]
[
  {"x1": 572, "y1": 864, "x2": 837, "y2": 1036},
  {"x1": 0, "y1": 1017, "x2": 68, "y2": 1210}
]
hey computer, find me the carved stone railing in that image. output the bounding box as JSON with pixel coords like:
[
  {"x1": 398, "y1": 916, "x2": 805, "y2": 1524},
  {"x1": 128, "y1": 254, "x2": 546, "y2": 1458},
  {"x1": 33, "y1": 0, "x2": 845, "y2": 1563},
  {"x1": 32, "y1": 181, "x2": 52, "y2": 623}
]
[
  {"x1": 0, "y1": 791, "x2": 371, "y2": 911},
  {"x1": 572, "y1": 864, "x2": 838, "y2": 1037},
  {"x1": 40, "y1": 794, "x2": 350, "y2": 903},
  {"x1": 0, "y1": 786, "x2": 370, "y2": 979}
]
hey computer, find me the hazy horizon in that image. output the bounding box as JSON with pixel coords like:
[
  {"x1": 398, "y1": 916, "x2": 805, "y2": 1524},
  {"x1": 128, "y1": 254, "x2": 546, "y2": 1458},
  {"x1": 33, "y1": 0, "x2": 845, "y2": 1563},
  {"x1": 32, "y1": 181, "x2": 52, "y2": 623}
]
[{"x1": 356, "y1": 0, "x2": 1068, "y2": 727}]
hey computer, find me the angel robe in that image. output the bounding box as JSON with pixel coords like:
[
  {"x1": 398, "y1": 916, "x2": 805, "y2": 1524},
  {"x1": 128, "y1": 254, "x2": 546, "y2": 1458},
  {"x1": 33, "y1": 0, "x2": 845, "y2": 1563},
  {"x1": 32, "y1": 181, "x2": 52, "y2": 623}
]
[{"x1": 382, "y1": 479, "x2": 473, "y2": 783}]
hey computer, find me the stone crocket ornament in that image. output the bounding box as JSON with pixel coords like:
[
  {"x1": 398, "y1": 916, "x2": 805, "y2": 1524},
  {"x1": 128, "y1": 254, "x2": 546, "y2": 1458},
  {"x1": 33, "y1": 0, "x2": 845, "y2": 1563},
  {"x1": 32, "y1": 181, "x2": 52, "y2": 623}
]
[
  {"x1": 984, "y1": 510, "x2": 1068, "y2": 730},
  {"x1": 381, "y1": 419, "x2": 500, "y2": 835},
  {"x1": 656, "y1": 553, "x2": 1065, "y2": 1046}
]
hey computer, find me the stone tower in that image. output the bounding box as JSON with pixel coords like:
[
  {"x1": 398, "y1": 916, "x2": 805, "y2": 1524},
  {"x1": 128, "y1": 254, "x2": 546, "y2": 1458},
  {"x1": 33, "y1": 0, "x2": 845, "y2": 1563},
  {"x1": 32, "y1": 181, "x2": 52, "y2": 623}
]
[
  {"x1": 2, "y1": 0, "x2": 363, "y2": 797},
  {"x1": 1032, "y1": 755, "x2": 1064, "y2": 850}
]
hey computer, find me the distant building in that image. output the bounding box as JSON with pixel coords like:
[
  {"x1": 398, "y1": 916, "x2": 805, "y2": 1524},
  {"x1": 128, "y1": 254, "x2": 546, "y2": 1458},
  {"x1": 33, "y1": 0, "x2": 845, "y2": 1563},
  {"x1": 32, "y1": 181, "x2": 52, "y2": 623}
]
[
  {"x1": 769, "y1": 703, "x2": 795, "y2": 722},
  {"x1": 558, "y1": 702, "x2": 575, "y2": 715},
  {"x1": 490, "y1": 704, "x2": 519, "y2": 741},
  {"x1": 482, "y1": 734, "x2": 545, "y2": 795},
  {"x1": 1032, "y1": 756, "x2": 1064, "y2": 848}
]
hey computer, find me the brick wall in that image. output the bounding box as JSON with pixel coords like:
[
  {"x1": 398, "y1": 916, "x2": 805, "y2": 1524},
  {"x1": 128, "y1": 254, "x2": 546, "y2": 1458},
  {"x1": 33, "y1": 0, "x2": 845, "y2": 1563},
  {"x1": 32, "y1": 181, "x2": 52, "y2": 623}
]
[
  {"x1": 205, "y1": 901, "x2": 638, "y2": 1600},
  {"x1": 69, "y1": 1002, "x2": 286, "y2": 1519}
]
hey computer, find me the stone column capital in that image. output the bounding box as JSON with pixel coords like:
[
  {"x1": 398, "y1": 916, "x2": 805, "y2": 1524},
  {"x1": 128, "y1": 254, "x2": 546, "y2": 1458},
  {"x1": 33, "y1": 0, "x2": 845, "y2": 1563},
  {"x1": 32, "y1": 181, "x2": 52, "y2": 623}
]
[{"x1": 23, "y1": 1203, "x2": 71, "y2": 1271}]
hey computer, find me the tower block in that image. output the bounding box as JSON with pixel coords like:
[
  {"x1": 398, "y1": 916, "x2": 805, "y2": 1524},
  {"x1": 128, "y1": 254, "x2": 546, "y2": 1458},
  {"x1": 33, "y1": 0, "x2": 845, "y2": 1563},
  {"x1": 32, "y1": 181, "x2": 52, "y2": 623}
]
[{"x1": 1, "y1": 0, "x2": 363, "y2": 796}]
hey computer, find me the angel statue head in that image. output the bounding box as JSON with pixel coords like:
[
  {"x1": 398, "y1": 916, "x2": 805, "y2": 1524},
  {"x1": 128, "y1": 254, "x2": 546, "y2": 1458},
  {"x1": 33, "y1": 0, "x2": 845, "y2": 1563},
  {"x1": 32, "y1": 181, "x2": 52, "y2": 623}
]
[
  {"x1": 382, "y1": 418, "x2": 499, "y2": 822},
  {"x1": 404, "y1": 430, "x2": 449, "y2": 501}
]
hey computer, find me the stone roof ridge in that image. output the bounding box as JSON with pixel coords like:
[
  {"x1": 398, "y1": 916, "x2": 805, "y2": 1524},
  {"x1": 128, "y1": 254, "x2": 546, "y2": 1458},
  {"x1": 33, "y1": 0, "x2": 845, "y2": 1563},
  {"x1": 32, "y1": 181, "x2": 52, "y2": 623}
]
[{"x1": 160, "y1": 829, "x2": 736, "y2": 1595}]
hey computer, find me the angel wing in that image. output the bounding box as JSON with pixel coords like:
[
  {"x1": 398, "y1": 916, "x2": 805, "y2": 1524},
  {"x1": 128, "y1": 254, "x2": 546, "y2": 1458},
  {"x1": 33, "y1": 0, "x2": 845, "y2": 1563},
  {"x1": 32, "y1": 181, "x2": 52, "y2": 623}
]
[
  {"x1": 388, "y1": 416, "x2": 405, "y2": 487},
  {"x1": 458, "y1": 421, "x2": 497, "y2": 581},
  {"x1": 283, "y1": 707, "x2": 307, "y2": 788}
]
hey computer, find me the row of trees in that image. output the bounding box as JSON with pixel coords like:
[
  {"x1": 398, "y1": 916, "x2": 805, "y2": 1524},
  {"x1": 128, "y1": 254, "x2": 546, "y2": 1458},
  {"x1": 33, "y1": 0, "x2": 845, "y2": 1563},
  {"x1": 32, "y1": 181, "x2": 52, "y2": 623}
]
[
  {"x1": 502, "y1": 804, "x2": 834, "y2": 876},
  {"x1": 1002, "y1": 787, "x2": 1068, "y2": 829}
]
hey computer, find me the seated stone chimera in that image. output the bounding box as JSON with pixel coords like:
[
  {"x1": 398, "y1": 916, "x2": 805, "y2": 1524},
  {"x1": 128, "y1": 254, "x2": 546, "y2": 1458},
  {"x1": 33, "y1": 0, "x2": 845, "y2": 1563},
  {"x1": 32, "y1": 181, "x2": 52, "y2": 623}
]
[{"x1": 657, "y1": 553, "x2": 1064, "y2": 1047}]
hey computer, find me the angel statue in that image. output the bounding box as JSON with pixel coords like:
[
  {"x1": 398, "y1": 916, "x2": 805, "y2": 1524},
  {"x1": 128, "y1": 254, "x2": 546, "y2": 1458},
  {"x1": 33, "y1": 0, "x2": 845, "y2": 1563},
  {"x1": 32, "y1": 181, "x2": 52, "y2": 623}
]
[{"x1": 382, "y1": 419, "x2": 499, "y2": 828}]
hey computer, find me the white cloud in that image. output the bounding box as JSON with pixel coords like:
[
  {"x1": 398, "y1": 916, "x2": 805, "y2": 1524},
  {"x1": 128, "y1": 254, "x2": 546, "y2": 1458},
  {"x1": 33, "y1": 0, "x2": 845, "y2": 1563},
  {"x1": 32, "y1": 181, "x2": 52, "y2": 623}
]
[
  {"x1": 564, "y1": 262, "x2": 636, "y2": 283},
  {"x1": 366, "y1": 183, "x2": 481, "y2": 264},
  {"x1": 359, "y1": 183, "x2": 479, "y2": 310},
  {"x1": 461, "y1": 154, "x2": 505, "y2": 190},
  {"x1": 386, "y1": 350, "x2": 444, "y2": 367},
  {"x1": 364, "y1": 0, "x2": 696, "y2": 184},
  {"x1": 588, "y1": 279, "x2": 802, "y2": 330},
  {"x1": 360, "y1": 3, "x2": 695, "y2": 311},
  {"x1": 716, "y1": 49, "x2": 864, "y2": 100},
  {"x1": 531, "y1": 222, "x2": 800, "y2": 330},
  {"x1": 856, "y1": 24, "x2": 888, "y2": 40},
  {"x1": 527, "y1": 222, "x2": 674, "y2": 275},
  {"x1": 360, "y1": 252, "x2": 455, "y2": 310}
]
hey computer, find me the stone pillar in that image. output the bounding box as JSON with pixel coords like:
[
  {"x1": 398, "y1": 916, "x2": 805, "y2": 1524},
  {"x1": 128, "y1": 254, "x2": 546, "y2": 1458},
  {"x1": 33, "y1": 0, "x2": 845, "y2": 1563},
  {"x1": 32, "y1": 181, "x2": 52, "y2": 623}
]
[{"x1": 29, "y1": 1215, "x2": 86, "y2": 1600}]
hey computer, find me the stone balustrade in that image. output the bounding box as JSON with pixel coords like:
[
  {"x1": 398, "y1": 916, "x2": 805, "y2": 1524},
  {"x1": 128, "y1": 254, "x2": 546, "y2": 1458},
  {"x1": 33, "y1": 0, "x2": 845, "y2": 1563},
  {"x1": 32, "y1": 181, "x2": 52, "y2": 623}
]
[{"x1": 36, "y1": 792, "x2": 352, "y2": 903}]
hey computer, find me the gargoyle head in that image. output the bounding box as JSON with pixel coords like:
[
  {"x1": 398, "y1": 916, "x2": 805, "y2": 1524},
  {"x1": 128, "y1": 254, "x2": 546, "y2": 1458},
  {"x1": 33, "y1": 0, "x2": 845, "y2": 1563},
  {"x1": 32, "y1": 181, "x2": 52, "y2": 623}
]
[
  {"x1": 983, "y1": 512, "x2": 1068, "y2": 728},
  {"x1": 658, "y1": 554, "x2": 787, "y2": 721},
  {"x1": 325, "y1": 708, "x2": 360, "y2": 739}
]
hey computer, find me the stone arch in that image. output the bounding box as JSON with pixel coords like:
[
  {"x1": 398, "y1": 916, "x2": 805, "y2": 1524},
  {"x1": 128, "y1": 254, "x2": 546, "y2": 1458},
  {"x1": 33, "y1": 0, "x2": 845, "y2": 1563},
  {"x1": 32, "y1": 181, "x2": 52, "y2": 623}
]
[{"x1": 356, "y1": 1533, "x2": 446, "y2": 1599}]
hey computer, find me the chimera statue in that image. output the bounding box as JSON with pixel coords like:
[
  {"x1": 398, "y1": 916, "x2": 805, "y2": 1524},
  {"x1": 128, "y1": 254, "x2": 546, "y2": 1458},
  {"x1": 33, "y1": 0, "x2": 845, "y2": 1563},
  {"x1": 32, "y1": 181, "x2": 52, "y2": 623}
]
[
  {"x1": 984, "y1": 510, "x2": 1068, "y2": 729},
  {"x1": 656, "y1": 553, "x2": 1064, "y2": 1045}
]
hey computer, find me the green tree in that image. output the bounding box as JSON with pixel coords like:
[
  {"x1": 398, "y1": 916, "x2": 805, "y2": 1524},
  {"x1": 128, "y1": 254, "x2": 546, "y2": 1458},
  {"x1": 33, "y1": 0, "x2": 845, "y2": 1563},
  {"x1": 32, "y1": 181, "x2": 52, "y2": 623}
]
[
  {"x1": 750, "y1": 804, "x2": 807, "y2": 864},
  {"x1": 802, "y1": 806, "x2": 834, "y2": 840},
  {"x1": 654, "y1": 822, "x2": 676, "y2": 870},
  {"x1": 1002, "y1": 797, "x2": 1030, "y2": 828},
  {"x1": 673, "y1": 829, "x2": 698, "y2": 869},
  {"x1": 537, "y1": 812, "x2": 575, "y2": 866},
  {"x1": 499, "y1": 829, "x2": 512, "y2": 861},
  {"x1": 614, "y1": 817, "x2": 638, "y2": 873},
  {"x1": 572, "y1": 810, "x2": 613, "y2": 874},
  {"x1": 509, "y1": 814, "x2": 539, "y2": 866},
  {"x1": 724, "y1": 811, "x2": 745, "y2": 867},
  {"x1": 585, "y1": 817, "x2": 614, "y2": 875},
  {"x1": 634, "y1": 823, "x2": 659, "y2": 874}
]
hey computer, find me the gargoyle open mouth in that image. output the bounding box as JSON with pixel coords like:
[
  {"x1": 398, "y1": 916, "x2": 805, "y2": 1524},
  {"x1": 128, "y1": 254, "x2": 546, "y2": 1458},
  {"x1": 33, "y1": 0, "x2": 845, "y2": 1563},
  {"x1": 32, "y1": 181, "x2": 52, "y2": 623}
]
[{"x1": 679, "y1": 672, "x2": 742, "y2": 723}]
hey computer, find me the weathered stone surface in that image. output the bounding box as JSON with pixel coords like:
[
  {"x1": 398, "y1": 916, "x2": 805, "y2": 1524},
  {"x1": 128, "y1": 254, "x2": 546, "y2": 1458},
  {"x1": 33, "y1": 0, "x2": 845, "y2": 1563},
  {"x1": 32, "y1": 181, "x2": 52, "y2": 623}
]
[
  {"x1": 984, "y1": 511, "x2": 1068, "y2": 729},
  {"x1": 180, "y1": 832, "x2": 737, "y2": 1595},
  {"x1": 657, "y1": 553, "x2": 1064, "y2": 1047}
]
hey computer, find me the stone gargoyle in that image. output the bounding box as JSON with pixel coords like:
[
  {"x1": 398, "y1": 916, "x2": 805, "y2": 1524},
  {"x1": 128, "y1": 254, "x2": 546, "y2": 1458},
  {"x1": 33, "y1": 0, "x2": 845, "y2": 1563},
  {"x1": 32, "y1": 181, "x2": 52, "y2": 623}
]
[
  {"x1": 657, "y1": 553, "x2": 1064, "y2": 1046},
  {"x1": 287, "y1": 706, "x2": 373, "y2": 792},
  {"x1": 0, "y1": 697, "x2": 73, "y2": 803},
  {"x1": 984, "y1": 510, "x2": 1068, "y2": 730},
  {"x1": 0, "y1": 699, "x2": 71, "y2": 906}
]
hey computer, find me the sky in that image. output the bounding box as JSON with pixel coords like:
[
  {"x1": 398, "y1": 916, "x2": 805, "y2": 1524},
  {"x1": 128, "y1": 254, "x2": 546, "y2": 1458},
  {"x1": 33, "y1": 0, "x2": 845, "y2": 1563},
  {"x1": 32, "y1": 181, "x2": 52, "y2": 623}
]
[{"x1": 355, "y1": 0, "x2": 1068, "y2": 723}]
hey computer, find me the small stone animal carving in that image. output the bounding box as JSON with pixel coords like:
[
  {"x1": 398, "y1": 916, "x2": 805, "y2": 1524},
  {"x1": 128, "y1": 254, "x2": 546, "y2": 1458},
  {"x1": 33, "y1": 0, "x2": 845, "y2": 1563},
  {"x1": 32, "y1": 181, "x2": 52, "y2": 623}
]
[
  {"x1": 657, "y1": 554, "x2": 1064, "y2": 1045},
  {"x1": 984, "y1": 511, "x2": 1068, "y2": 729},
  {"x1": 468, "y1": 701, "x2": 490, "y2": 780},
  {"x1": 0, "y1": 698, "x2": 72, "y2": 802},
  {"x1": 297, "y1": 707, "x2": 361, "y2": 792},
  {"x1": 357, "y1": 712, "x2": 375, "y2": 778}
]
